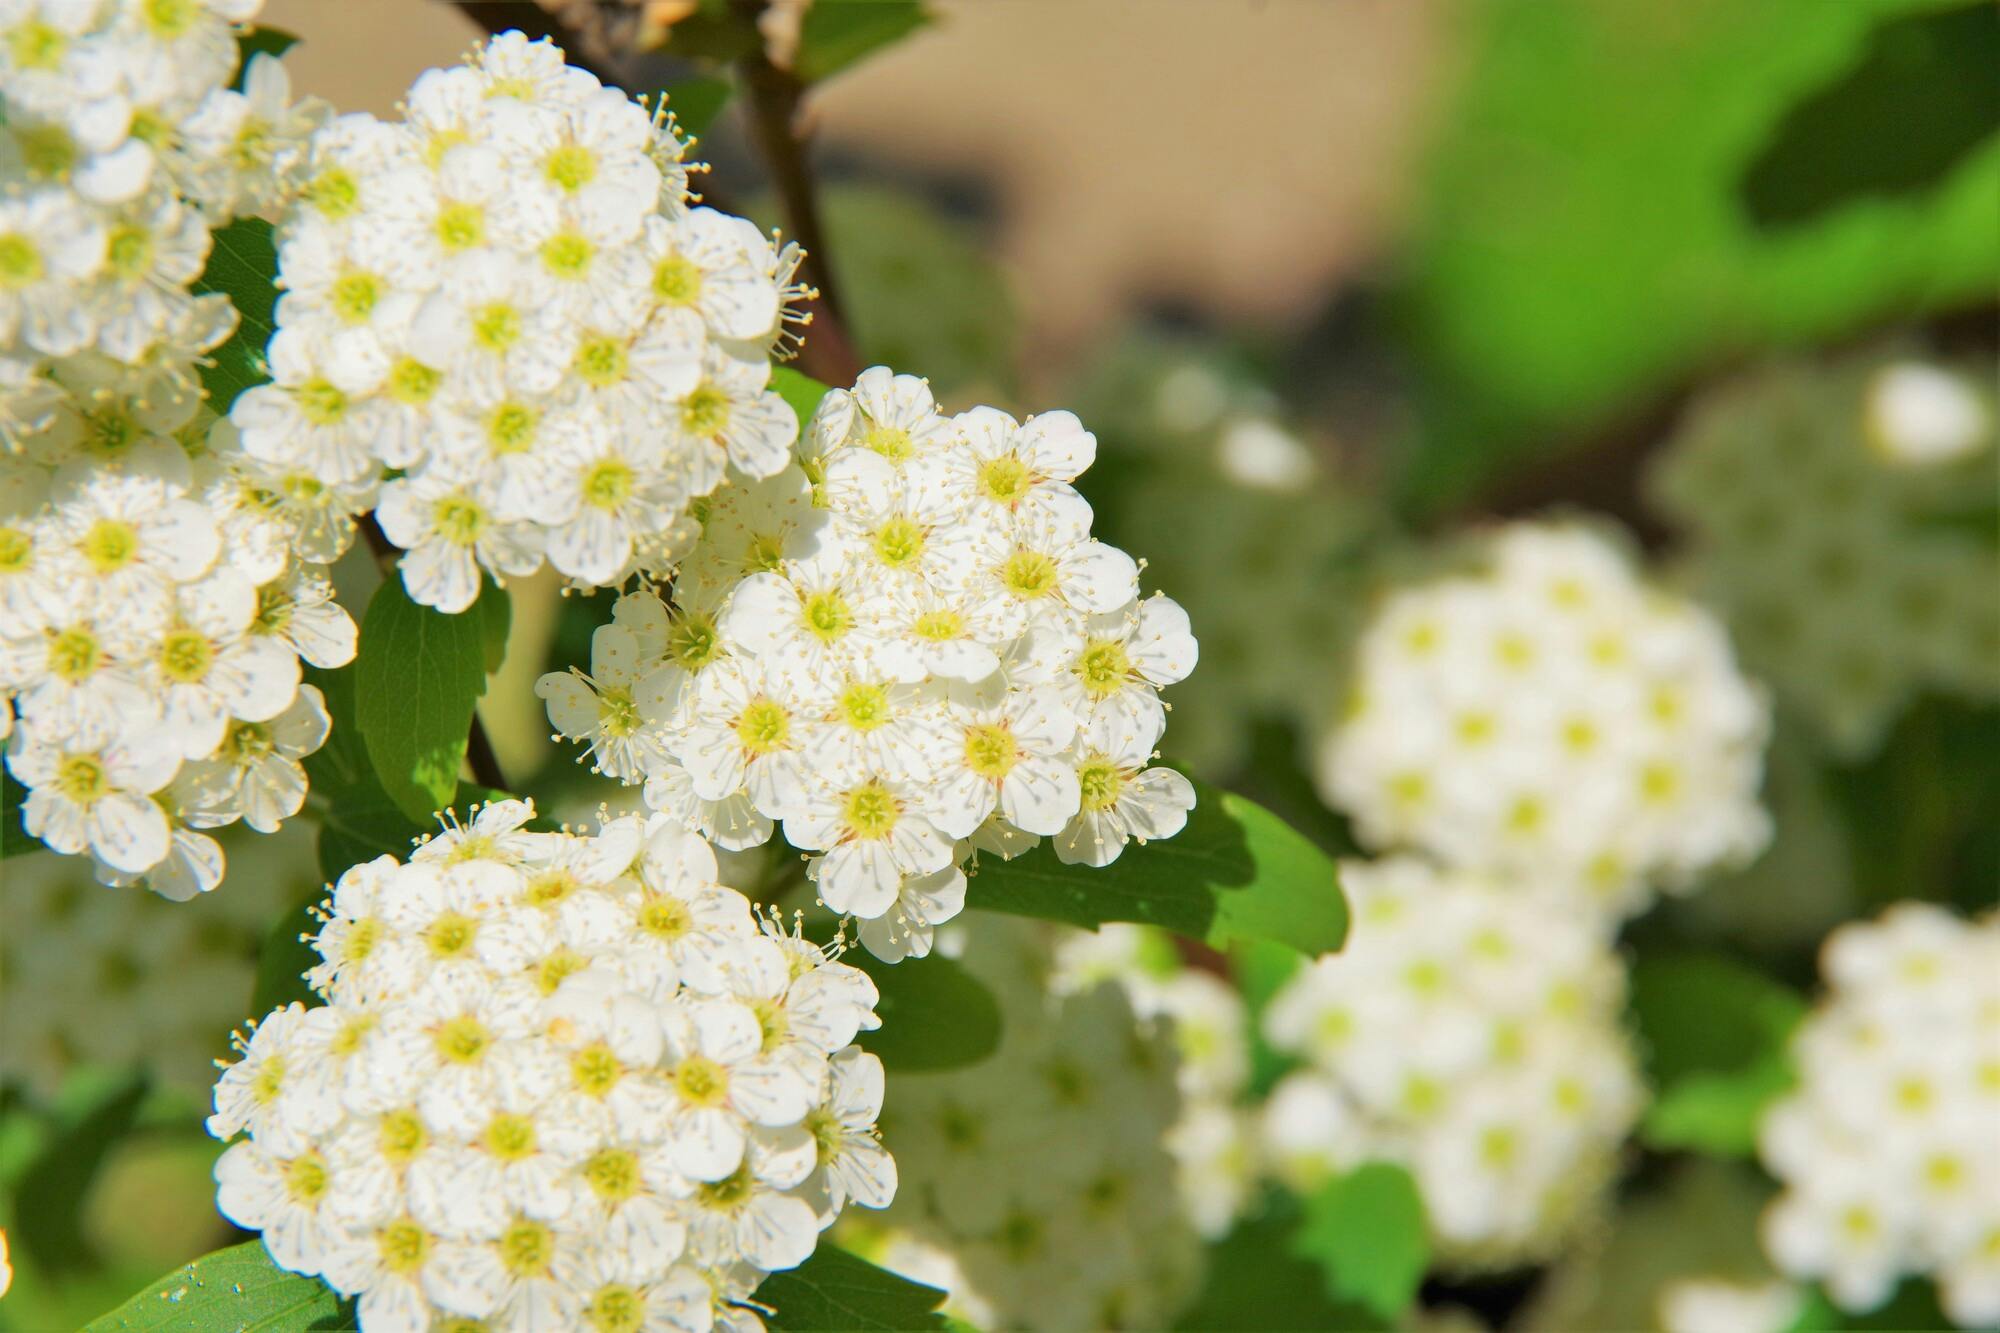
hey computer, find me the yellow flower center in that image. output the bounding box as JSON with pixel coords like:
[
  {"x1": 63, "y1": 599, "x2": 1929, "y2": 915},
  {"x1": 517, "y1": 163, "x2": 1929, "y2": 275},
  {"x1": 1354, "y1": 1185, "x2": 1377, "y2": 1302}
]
[
  {"x1": 837, "y1": 682, "x2": 890, "y2": 731},
  {"x1": 1075, "y1": 640, "x2": 1131, "y2": 696},
  {"x1": 963, "y1": 723, "x2": 1018, "y2": 780},
  {"x1": 434, "y1": 496, "x2": 488, "y2": 548},
  {"x1": 377, "y1": 1219, "x2": 430, "y2": 1275},
  {"x1": 434, "y1": 1016, "x2": 492, "y2": 1065},
  {"x1": 499, "y1": 1218, "x2": 555, "y2": 1277},
  {"x1": 803, "y1": 590, "x2": 852, "y2": 642},
  {"x1": 574, "y1": 334, "x2": 628, "y2": 387},
  {"x1": 157, "y1": 629, "x2": 213, "y2": 684},
  {"x1": 668, "y1": 612, "x2": 719, "y2": 670},
  {"x1": 305, "y1": 167, "x2": 360, "y2": 218},
  {"x1": 673, "y1": 1054, "x2": 729, "y2": 1107},
  {"x1": 572, "y1": 1042, "x2": 622, "y2": 1097},
  {"x1": 53, "y1": 754, "x2": 109, "y2": 804},
  {"x1": 295, "y1": 378, "x2": 349, "y2": 426},
  {"x1": 387, "y1": 356, "x2": 442, "y2": 406},
  {"x1": 1000, "y1": 548, "x2": 1059, "y2": 598},
  {"x1": 736, "y1": 698, "x2": 790, "y2": 755},
  {"x1": 47, "y1": 627, "x2": 100, "y2": 682},
  {"x1": 582, "y1": 1148, "x2": 641, "y2": 1200},
  {"x1": 638, "y1": 895, "x2": 691, "y2": 940},
  {"x1": 652, "y1": 254, "x2": 701, "y2": 305},
  {"x1": 106, "y1": 224, "x2": 153, "y2": 280},
  {"x1": 582, "y1": 458, "x2": 635, "y2": 510},
  {"x1": 586, "y1": 1284, "x2": 645, "y2": 1333},
  {"x1": 681, "y1": 384, "x2": 729, "y2": 437},
  {"x1": 472, "y1": 302, "x2": 521, "y2": 351},
  {"x1": 434, "y1": 201, "x2": 486, "y2": 251},
  {"x1": 540, "y1": 230, "x2": 593, "y2": 279},
  {"x1": 484, "y1": 1113, "x2": 538, "y2": 1161},
  {"x1": 0, "y1": 526, "x2": 32, "y2": 572},
  {"x1": 83, "y1": 518, "x2": 139, "y2": 572},
  {"x1": 872, "y1": 517, "x2": 926, "y2": 568},
  {"x1": 6, "y1": 20, "x2": 65, "y2": 71},
  {"x1": 842, "y1": 780, "x2": 899, "y2": 839},
  {"x1": 284, "y1": 1151, "x2": 331, "y2": 1203},
  {"x1": 379, "y1": 1109, "x2": 427, "y2": 1163},
  {"x1": 545, "y1": 144, "x2": 597, "y2": 192},
  {"x1": 425, "y1": 911, "x2": 477, "y2": 959},
  {"x1": 977, "y1": 455, "x2": 1031, "y2": 503},
  {"x1": 864, "y1": 425, "x2": 913, "y2": 461},
  {"x1": 330, "y1": 270, "x2": 382, "y2": 324},
  {"x1": 1076, "y1": 759, "x2": 1123, "y2": 812}
]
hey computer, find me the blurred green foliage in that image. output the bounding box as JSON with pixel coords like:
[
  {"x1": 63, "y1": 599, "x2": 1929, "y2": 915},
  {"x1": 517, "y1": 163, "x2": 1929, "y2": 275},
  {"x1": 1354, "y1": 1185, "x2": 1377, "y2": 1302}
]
[{"x1": 1394, "y1": 0, "x2": 2000, "y2": 508}]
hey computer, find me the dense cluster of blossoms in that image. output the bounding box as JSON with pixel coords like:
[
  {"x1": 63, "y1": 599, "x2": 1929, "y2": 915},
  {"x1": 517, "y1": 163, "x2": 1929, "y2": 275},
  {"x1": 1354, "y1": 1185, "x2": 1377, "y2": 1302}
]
[
  {"x1": 539, "y1": 368, "x2": 1199, "y2": 961},
  {"x1": 0, "y1": 0, "x2": 320, "y2": 431},
  {"x1": 2, "y1": 0, "x2": 354, "y2": 897},
  {"x1": 1320, "y1": 521, "x2": 1771, "y2": 920},
  {"x1": 1261, "y1": 857, "x2": 1643, "y2": 1268},
  {"x1": 1648, "y1": 356, "x2": 1998, "y2": 758},
  {"x1": 208, "y1": 801, "x2": 895, "y2": 1333},
  {"x1": 1757, "y1": 903, "x2": 2000, "y2": 1325},
  {"x1": 232, "y1": 30, "x2": 807, "y2": 612},
  {"x1": 1051, "y1": 923, "x2": 1256, "y2": 1239},
  {"x1": 0, "y1": 822, "x2": 316, "y2": 1099},
  {"x1": 863, "y1": 916, "x2": 1203, "y2": 1331}
]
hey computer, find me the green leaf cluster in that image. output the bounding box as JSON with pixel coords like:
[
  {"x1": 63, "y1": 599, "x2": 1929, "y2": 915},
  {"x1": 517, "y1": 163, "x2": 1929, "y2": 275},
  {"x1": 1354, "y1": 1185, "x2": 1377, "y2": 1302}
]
[{"x1": 1628, "y1": 952, "x2": 1807, "y2": 1156}]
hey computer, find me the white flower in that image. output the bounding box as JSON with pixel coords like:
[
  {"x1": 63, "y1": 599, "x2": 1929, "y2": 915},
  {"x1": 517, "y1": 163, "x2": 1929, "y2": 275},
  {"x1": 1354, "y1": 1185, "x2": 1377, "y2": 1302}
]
[
  {"x1": 1756, "y1": 905, "x2": 2000, "y2": 1326},
  {"x1": 1052, "y1": 716, "x2": 1193, "y2": 868},
  {"x1": 1261, "y1": 857, "x2": 1643, "y2": 1268},
  {"x1": 377, "y1": 465, "x2": 544, "y2": 613},
  {"x1": 0, "y1": 189, "x2": 105, "y2": 356},
  {"x1": 667, "y1": 342, "x2": 798, "y2": 492},
  {"x1": 143, "y1": 567, "x2": 301, "y2": 759},
  {"x1": 8, "y1": 720, "x2": 181, "y2": 872},
  {"x1": 784, "y1": 774, "x2": 955, "y2": 919},
  {"x1": 175, "y1": 683, "x2": 331, "y2": 833},
  {"x1": 537, "y1": 622, "x2": 676, "y2": 783},
  {"x1": 1322, "y1": 520, "x2": 1771, "y2": 918}
]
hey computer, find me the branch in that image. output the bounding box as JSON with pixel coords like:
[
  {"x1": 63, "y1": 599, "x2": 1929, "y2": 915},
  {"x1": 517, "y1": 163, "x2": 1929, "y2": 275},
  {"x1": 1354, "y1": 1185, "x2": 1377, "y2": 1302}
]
[{"x1": 729, "y1": 0, "x2": 863, "y2": 386}]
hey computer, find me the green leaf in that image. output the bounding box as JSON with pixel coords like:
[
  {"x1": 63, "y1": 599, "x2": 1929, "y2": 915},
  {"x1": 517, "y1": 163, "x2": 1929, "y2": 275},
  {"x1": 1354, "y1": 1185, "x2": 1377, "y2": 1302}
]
[
  {"x1": 476, "y1": 579, "x2": 513, "y2": 675},
  {"x1": 233, "y1": 25, "x2": 298, "y2": 87},
  {"x1": 1741, "y1": 4, "x2": 1999, "y2": 230},
  {"x1": 3, "y1": 768, "x2": 38, "y2": 857},
  {"x1": 967, "y1": 775, "x2": 1347, "y2": 957},
  {"x1": 773, "y1": 365, "x2": 832, "y2": 429},
  {"x1": 1629, "y1": 953, "x2": 1807, "y2": 1156},
  {"x1": 1175, "y1": 1190, "x2": 1389, "y2": 1331},
  {"x1": 83, "y1": 1240, "x2": 353, "y2": 1332},
  {"x1": 665, "y1": 75, "x2": 733, "y2": 138},
  {"x1": 750, "y1": 1245, "x2": 948, "y2": 1331},
  {"x1": 190, "y1": 218, "x2": 278, "y2": 414},
  {"x1": 353, "y1": 575, "x2": 500, "y2": 824},
  {"x1": 251, "y1": 895, "x2": 323, "y2": 1015},
  {"x1": 1232, "y1": 937, "x2": 1306, "y2": 1095},
  {"x1": 850, "y1": 951, "x2": 1001, "y2": 1072},
  {"x1": 1394, "y1": 0, "x2": 2000, "y2": 511},
  {"x1": 1289, "y1": 1164, "x2": 1430, "y2": 1323},
  {"x1": 14, "y1": 1071, "x2": 150, "y2": 1276},
  {"x1": 795, "y1": 0, "x2": 931, "y2": 83}
]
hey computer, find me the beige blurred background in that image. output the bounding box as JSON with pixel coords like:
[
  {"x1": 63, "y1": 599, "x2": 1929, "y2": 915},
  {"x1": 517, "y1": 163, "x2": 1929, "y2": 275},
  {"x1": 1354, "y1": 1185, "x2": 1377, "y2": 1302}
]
[{"x1": 265, "y1": 0, "x2": 1437, "y2": 350}]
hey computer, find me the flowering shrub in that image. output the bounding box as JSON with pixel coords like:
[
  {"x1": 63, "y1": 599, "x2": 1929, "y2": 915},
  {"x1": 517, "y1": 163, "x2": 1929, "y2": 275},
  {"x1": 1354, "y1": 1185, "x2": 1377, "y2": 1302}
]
[{"x1": 1, "y1": 5, "x2": 1990, "y2": 1333}]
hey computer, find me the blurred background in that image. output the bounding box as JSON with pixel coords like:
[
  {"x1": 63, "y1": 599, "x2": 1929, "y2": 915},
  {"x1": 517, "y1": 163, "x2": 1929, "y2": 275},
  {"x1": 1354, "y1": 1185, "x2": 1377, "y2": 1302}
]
[{"x1": 3, "y1": 0, "x2": 1994, "y2": 1328}]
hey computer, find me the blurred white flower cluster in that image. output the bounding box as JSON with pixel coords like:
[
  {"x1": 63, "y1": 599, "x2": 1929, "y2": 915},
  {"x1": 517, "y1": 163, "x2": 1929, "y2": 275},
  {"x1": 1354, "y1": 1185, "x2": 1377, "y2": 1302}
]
[
  {"x1": 866, "y1": 917, "x2": 1203, "y2": 1330},
  {"x1": 539, "y1": 368, "x2": 1200, "y2": 962},
  {"x1": 1051, "y1": 923, "x2": 1257, "y2": 1240},
  {"x1": 0, "y1": 822, "x2": 317, "y2": 1100},
  {"x1": 2, "y1": 0, "x2": 355, "y2": 899},
  {"x1": 1069, "y1": 339, "x2": 1372, "y2": 773},
  {"x1": 1758, "y1": 903, "x2": 2000, "y2": 1325},
  {"x1": 208, "y1": 800, "x2": 894, "y2": 1333},
  {"x1": 0, "y1": 0, "x2": 320, "y2": 427},
  {"x1": 1261, "y1": 857, "x2": 1643, "y2": 1269},
  {"x1": 1322, "y1": 522, "x2": 1771, "y2": 920},
  {"x1": 231, "y1": 31, "x2": 806, "y2": 612},
  {"x1": 1649, "y1": 356, "x2": 1998, "y2": 758}
]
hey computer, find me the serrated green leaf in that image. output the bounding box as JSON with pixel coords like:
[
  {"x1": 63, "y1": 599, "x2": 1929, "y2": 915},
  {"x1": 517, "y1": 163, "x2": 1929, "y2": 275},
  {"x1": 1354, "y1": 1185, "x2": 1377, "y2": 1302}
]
[
  {"x1": 190, "y1": 218, "x2": 278, "y2": 414},
  {"x1": 850, "y1": 951, "x2": 1001, "y2": 1072},
  {"x1": 83, "y1": 1240, "x2": 353, "y2": 1332},
  {"x1": 233, "y1": 26, "x2": 298, "y2": 87},
  {"x1": 794, "y1": 0, "x2": 930, "y2": 83},
  {"x1": 353, "y1": 576, "x2": 498, "y2": 824},
  {"x1": 250, "y1": 896, "x2": 323, "y2": 1015},
  {"x1": 665, "y1": 75, "x2": 733, "y2": 138},
  {"x1": 967, "y1": 775, "x2": 1347, "y2": 957},
  {"x1": 750, "y1": 1245, "x2": 948, "y2": 1331},
  {"x1": 773, "y1": 365, "x2": 832, "y2": 429},
  {"x1": 1289, "y1": 1163, "x2": 1430, "y2": 1323},
  {"x1": 1629, "y1": 953, "x2": 1807, "y2": 1156},
  {"x1": 14, "y1": 1071, "x2": 150, "y2": 1277}
]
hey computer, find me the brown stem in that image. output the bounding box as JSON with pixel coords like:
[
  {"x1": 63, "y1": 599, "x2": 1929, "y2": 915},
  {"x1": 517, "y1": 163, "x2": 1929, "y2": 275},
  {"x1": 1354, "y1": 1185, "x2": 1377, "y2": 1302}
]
[{"x1": 729, "y1": 0, "x2": 862, "y2": 386}]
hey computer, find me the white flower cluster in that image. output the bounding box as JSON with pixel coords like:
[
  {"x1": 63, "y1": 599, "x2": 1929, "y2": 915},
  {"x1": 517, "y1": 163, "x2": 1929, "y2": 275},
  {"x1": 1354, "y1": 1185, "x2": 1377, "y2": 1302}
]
[
  {"x1": 208, "y1": 800, "x2": 895, "y2": 1333},
  {"x1": 1051, "y1": 923, "x2": 1256, "y2": 1239},
  {"x1": 1648, "y1": 357, "x2": 1998, "y2": 758},
  {"x1": 1758, "y1": 903, "x2": 2000, "y2": 1326},
  {"x1": 232, "y1": 31, "x2": 806, "y2": 612},
  {"x1": 1261, "y1": 857, "x2": 1643, "y2": 1269},
  {"x1": 867, "y1": 916, "x2": 1203, "y2": 1331},
  {"x1": 0, "y1": 0, "x2": 322, "y2": 432},
  {"x1": 539, "y1": 368, "x2": 1200, "y2": 962},
  {"x1": 0, "y1": 822, "x2": 316, "y2": 1099},
  {"x1": 1320, "y1": 521, "x2": 1771, "y2": 920},
  {"x1": 2, "y1": 1, "x2": 353, "y2": 899}
]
